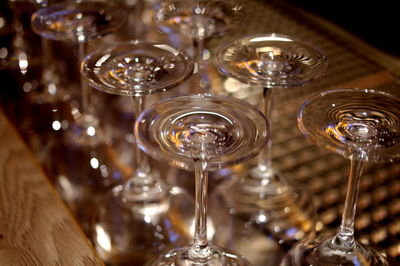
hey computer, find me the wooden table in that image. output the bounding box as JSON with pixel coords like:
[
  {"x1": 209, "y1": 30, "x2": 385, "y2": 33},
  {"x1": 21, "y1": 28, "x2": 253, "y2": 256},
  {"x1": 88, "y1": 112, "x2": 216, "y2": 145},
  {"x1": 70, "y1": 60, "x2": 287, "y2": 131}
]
[{"x1": 0, "y1": 110, "x2": 103, "y2": 266}]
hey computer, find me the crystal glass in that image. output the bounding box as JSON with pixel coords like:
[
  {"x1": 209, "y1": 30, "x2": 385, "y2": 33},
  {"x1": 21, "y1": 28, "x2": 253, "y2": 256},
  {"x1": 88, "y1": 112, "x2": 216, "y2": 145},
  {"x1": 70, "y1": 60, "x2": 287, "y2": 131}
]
[
  {"x1": 154, "y1": 0, "x2": 244, "y2": 92},
  {"x1": 215, "y1": 33, "x2": 328, "y2": 244},
  {"x1": 81, "y1": 40, "x2": 195, "y2": 265},
  {"x1": 31, "y1": 0, "x2": 126, "y2": 144},
  {"x1": 27, "y1": 0, "x2": 69, "y2": 105},
  {"x1": 30, "y1": 0, "x2": 127, "y2": 233},
  {"x1": 280, "y1": 88, "x2": 398, "y2": 265},
  {"x1": 6, "y1": 0, "x2": 39, "y2": 75},
  {"x1": 135, "y1": 94, "x2": 269, "y2": 265}
]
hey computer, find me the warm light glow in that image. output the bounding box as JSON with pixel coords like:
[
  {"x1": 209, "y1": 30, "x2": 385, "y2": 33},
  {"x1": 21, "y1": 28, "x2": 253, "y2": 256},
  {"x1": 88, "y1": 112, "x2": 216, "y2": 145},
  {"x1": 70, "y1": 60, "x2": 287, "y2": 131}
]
[
  {"x1": 48, "y1": 83, "x2": 57, "y2": 95},
  {"x1": 18, "y1": 52, "x2": 28, "y2": 74},
  {"x1": 52, "y1": 120, "x2": 61, "y2": 131},
  {"x1": 90, "y1": 157, "x2": 99, "y2": 169},
  {"x1": 87, "y1": 126, "x2": 96, "y2": 136},
  {"x1": 256, "y1": 213, "x2": 267, "y2": 223},
  {"x1": 95, "y1": 224, "x2": 112, "y2": 252}
]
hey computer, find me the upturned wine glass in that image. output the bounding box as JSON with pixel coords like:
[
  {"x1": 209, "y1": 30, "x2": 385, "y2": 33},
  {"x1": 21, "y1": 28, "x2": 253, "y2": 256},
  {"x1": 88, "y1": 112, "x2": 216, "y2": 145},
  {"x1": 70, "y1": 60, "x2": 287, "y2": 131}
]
[
  {"x1": 25, "y1": 0, "x2": 69, "y2": 105},
  {"x1": 280, "y1": 88, "x2": 397, "y2": 265},
  {"x1": 154, "y1": 0, "x2": 244, "y2": 93},
  {"x1": 31, "y1": 0, "x2": 126, "y2": 144},
  {"x1": 81, "y1": 40, "x2": 195, "y2": 265},
  {"x1": 135, "y1": 94, "x2": 269, "y2": 265},
  {"x1": 215, "y1": 33, "x2": 328, "y2": 244}
]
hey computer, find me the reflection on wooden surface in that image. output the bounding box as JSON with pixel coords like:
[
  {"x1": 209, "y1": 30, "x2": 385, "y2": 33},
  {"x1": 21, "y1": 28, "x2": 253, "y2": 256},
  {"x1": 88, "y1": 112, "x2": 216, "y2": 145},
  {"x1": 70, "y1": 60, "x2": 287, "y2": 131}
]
[{"x1": 0, "y1": 110, "x2": 103, "y2": 266}]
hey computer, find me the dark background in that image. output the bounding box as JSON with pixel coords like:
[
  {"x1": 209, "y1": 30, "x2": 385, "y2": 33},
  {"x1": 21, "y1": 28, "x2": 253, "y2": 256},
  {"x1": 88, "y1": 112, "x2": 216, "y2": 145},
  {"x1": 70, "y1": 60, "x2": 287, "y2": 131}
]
[{"x1": 286, "y1": 1, "x2": 399, "y2": 58}]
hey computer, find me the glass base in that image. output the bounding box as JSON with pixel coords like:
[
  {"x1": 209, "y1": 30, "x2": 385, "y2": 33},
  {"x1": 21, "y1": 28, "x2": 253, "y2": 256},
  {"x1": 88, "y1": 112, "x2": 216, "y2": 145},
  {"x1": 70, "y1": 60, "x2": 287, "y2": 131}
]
[
  {"x1": 28, "y1": 83, "x2": 71, "y2": 105},
  {"x1": 66, "y1": 113, "x2": 108, "y2": 146},
  {"x1": 220, "y1": 165, "x2": 317, "y2": 245},
  {"x1": 209, "y1": 190, "x2": 287, "y2": 265},
  {"x1": 92, "y1": 184, "x2": 195, "y2": 265},
  {"x1": 281, "y1": 235, "x2": 389, "y2": 266},
  {"x1": 150, "y1": 243, "x2": 250, "y2": 266},
  {"x1": 49, "y1": 140, "x2": 125, "y2": 234}
]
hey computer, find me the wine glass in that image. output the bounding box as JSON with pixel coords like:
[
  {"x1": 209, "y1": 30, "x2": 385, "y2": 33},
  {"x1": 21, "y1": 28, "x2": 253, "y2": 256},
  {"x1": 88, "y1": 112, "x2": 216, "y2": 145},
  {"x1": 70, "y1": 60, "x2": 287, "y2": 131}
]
[
  {"x1": 154, "y1": 0, "x2": 244, "y2": 93},
  {"x1": 280, "y1": 88, "x2": 398, "y2": 265},
  {"x1": 24, "y1": 0, "x2": 70, "y2": 105},
  {"x1": 30, "y1": 0, "x2": 128, "y2": 233},
  {"x1": 215, "y1": 33, "x2": 328, "y2": 244},
  {"x1": 135, "y1": 94, "x2": 269, "y2": 265},
  {"x1": 81, "y1": 40, "x2": 195, "y2": 265},
  {"x1": 31, "y1": 0, "x2": 127, "y2": 144}
]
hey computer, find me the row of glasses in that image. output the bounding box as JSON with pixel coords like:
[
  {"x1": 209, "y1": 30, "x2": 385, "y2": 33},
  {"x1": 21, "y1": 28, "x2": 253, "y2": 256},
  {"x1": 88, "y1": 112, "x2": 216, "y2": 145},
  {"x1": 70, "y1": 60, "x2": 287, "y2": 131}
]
[
  {"x1": 27, "y1": 1, "x2": 397, "y2": 265},
  {"x1": 75, "y1": 1, "x2": 328, "y2": 264}
]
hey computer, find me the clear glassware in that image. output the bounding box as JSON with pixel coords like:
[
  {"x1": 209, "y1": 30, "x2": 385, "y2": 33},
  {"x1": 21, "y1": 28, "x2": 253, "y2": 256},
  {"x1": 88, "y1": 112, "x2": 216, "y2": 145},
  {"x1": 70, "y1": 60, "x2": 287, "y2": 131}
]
[
  {"x1": 31, "y1": 0, "x2": 126, "y2": 144},
  {"x1": 81, "y1": 40, "x2": 195, "y2": 265},
  {"x1": 135, "y1": 94, "x2": 269, "y2": 265},
  {"x1": 30, "y1": 0, "x2": 127, "y2": 233},
  {"x1": 215, "y1": 33, "x2": 328, "y2": 244},
  {"x1": 154, "y1": 0, "x2": 244, "y2": 93},
  {"x1": 6, "y1": 0, "x2": 40, "y2": 75},
  {"x1": 280, "y1": 88, "x2": 398, "y2": 265},
  {"x1": 24, "y1": 0, "x2": 70, "y2": 105}
]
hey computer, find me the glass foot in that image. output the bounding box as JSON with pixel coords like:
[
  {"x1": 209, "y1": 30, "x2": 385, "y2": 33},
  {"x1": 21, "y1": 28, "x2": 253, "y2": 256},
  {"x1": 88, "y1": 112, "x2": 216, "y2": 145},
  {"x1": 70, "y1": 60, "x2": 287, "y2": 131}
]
[
  {"x1": 221, "y1": 166, "x2": 316, "y2": 245},
  {"x1": 92, "y1": 184, "x2": 195, "y2": 265},
  {"x1": 66, "y1": 113, "x2": 108, "y2": 146},
  {"x1": 281, "y1": 235, "x2": 389, "y2": 266},
  {"x1": 150, "y1": 243, "x2": 250, "y2": 266}
]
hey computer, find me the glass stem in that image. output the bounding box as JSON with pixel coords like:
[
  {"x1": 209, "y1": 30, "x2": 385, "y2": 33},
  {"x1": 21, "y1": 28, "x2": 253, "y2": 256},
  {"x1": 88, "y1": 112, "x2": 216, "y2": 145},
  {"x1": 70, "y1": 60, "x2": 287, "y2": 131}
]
[
  {"x1": 191, "y1": 159, "x2": 210, "y2": 257},
  {"x1": 133, "y1": 0, "x2": 145, "y2": 37},
  {"x1": 41, "y1": 38, "x2": 56, "y2": 89},
  {"x1": 132, "y1": 96, "x2": 151, "y2": 177},
  {"x1": 257, "y1": 87, "x2": 275, "y2": 171},
  {"x1": 192, "y1": 37, "x2": 207, "y2": 93},
  {"x1": 333, "y1": 159, "x2": 363, "y2": 249},
  {"x1": 78, "y1": 41, "x2": 89, "y2": 116}
]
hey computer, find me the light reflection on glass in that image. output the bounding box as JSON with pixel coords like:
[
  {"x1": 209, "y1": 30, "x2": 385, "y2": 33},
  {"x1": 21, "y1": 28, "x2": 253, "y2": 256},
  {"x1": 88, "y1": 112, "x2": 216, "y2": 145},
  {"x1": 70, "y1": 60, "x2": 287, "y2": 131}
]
[
  {"x1": 0, "y1": 47, "x2": 8, "y2": 59},
  {"x1": 0, "y1": 17, "x2": 5, "y2": 28},
  {"x1": 87, "y1": 126, "x2": 96, "y2": 136},
  {"x1": 90, "y1": 157, "x2": 99, "y2": 169},
  {"x1": 18, "y1": 52, "x2": 28, "y2": 74},
  {"x1": 250, "y1": 36, "x2": 292, "y2": 43},
  {"x1": 144, "y1": 215, "x2": 152, "y2": 224},
  {"x1": 189, "y1": 216, "x2": 215, "y2": 240},
  {"x1": 100, "y1": 164, "x2": 109, "y2": 177},
  {"x1": 58, "y1": 174, "x2": 77, "y2": 202},
  {"x1": 52, "y1": 120, "x2": 61, "y2": 131},
  {"x1": 23, "y1": 82, "x2": 33, "y2": 93},
  {"x1": 95, "y1": 224, "x2": 112, "y2": 252},
  {"x1": 48, "y1": 83, "x2": 57, "y2": 95}
]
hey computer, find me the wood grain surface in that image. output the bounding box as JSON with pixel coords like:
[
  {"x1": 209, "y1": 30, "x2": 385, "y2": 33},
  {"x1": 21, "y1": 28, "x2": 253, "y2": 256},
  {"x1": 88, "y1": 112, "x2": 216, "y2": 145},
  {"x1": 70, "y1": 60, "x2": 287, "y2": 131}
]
[{"x1": 0, "y1": 110, "x2": 103, "y2": 266}]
